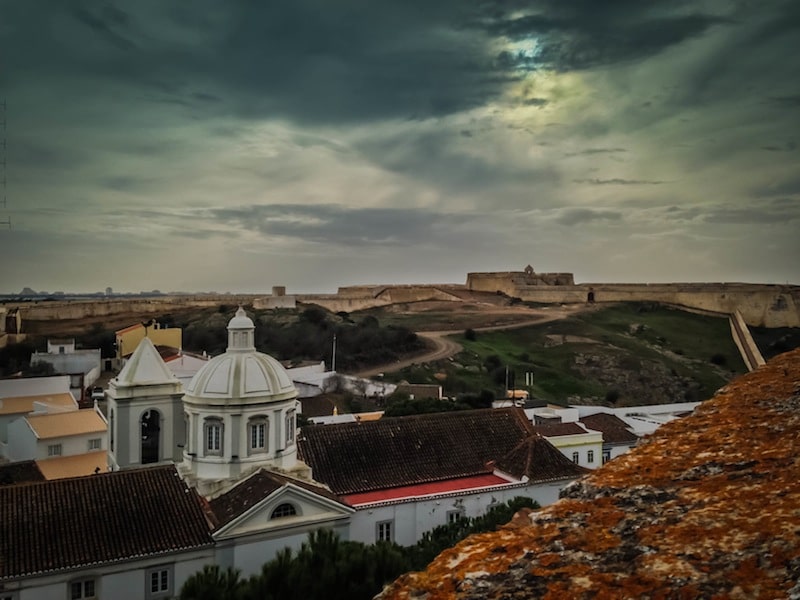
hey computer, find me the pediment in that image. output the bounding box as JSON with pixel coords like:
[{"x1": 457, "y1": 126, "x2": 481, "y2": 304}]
[{"x1": 213, "y1": 482, "x2": 353, "y2": 539}]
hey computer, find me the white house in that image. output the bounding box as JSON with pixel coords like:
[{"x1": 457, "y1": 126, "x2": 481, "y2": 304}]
[
  {"x1": 30, "y1": 339, "x2": 102, "y2": 399},
  {"x1": 6, "y1": 408, "x2": 107, "y2": 477},
  {"x1": 531, "y1": 421, "x2": 604, "y2": 469},
  {"x1": 0, "y1": 376, "x2": 77, "y2": 459}
]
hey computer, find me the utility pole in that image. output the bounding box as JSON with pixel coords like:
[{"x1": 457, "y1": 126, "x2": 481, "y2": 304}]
[{"x1": 331, "y1": 333, "x2": 337, "y2": 372}]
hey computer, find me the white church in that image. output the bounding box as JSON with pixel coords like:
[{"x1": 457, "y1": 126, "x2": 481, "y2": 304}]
[{"x1": 0, "y1": 309, "x2": 586, "y2": 600}]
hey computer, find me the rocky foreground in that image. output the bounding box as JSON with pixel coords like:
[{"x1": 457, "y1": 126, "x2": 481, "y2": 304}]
[{"x1": 379, "y1": 349, "x2": 800, "y2": 599}]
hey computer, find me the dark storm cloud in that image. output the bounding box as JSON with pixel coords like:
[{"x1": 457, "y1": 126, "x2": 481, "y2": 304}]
[
  {"x1": 573, "y1": 178, "x2": 665, "y2": 186},
  {"x1": 751, "y1": 175, "x2": 800, "y2": 198},
  {"x1": 564, "y1": 148, "x2": 627, "y2": 157},
  {"x1": 3, "y1": 0, "x2": 511, "y2": 124},
  {"x1": 69, "y1": 4, "x2": 137, "y2": 50},
  {"x1": 354, "y1": 128, "x2": 560, "y2": 193},
  {"x1": 768, "y1": 95, "x2": 800, "y2": 108},
  {"x1": 554, "y1": 208, "x2": 623, "y2": 226},
  {"x1": 209, "y1": 204, "x2": 470, "y2": 247},
  {"x1": 479, "y1": 1, "x2": 729, "y2": 71}
]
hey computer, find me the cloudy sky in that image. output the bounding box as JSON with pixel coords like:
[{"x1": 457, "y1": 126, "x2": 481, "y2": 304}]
[{"x1": 1, "y1": 0, "x2": 798, "y2": 293}]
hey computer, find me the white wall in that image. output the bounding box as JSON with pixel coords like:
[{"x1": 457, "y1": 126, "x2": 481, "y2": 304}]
[
  {"x1": 6, "y1": 417, "x2": 37, "y2": 461},
  {"x1": 0, "y1": 375, "x2": 70, "y2": 398},
  {"x1": 224, "y1": 520, "x2": 349, "y2": 578},
  {"x1": 31, "y1": 351, "x2": 101, "y2": 378},
  {"x1": 10, "y1": 549, "x2": 215, "y2": 600},
  {"x1": 348, "y1": 480, "x2": 571, "y2": 547},
  {"x1": 34, "y1": 430, "x2": 107, "y2": 460},
  {"x1": 544, "y1": 433, "x2": 603, "y2": 469}
]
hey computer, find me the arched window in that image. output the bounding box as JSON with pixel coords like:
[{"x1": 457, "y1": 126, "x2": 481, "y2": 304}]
[
  {"x1": 141, "y1": 409, "x2": 161, "y2": 464},
  {"x1": 248, "y1": 416, "x2": 268, "y2": 454},
  {"x1": 204, "y1": 417, "x2": 223, "y2": 456},
  {"x1": 270, "y1": 503, "x2": 297, "y2": 519}
]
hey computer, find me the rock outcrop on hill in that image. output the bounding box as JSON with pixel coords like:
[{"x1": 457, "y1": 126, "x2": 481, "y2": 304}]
[{"x1": 379, "y1": 349, "x2": 800, "y2": 599}]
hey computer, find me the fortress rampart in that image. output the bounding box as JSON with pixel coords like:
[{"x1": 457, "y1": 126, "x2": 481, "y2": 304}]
[
  {"x1": 5, "y1": 272, "x2": 799, "y2": 330},
  {"x1": 467, "y1": 270, "x2": 800, "y2": 328}
]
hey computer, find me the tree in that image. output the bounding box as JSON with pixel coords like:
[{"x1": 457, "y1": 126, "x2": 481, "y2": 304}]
[
  {"x1": 464, "y1": 328, "x2": 477, "y2": 341},
  {"x1": 180, "y1": 565, "x2": 243, "y2": 600}
]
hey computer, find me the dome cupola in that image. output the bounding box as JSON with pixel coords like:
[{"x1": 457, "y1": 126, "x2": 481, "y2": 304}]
[{"x1": 181, "y1": 308, "x2": 302, "y2": 489}]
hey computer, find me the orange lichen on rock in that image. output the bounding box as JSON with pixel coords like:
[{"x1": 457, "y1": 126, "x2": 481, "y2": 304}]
[{"x1": 378, "y1": 349, "x2": 800, "y2": 599}]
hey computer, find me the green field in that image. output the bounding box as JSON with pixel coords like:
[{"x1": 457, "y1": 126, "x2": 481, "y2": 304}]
[{"x1": 385, "y1": 303, "x2": 748, "y2": 406}]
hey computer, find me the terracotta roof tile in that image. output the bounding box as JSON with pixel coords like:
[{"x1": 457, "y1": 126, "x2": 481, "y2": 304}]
[
  {"x1": 580, "y1": 412, "x2": 639, "y2": 444},
  {"x1": 35, "y1": 451, "x2": 109, "y2": 480},
  {"x1": 210, "y1": 469, "x2": 347, "y2": 527},
  {"x1": 495, "y1": 435, "x2": 589, "y2": 481},
  {"x1": 532, "y1": 422, "x2": 588, "y2": 437},
  {"x1": 0, "y1": 392, "x2": 77, "y2": 416},
  {"x1": 26, "y1": 409, "x2": 106, "y2": 439},
  {"x1": 299, "y1": 408, "x2": 539, "y2": 495},
  {"x1": 0, "y1": 465, "x2": 213, "y2": 579},
  {"x1": 0, "y1": 461, "x2": 45, "y2": 487}
]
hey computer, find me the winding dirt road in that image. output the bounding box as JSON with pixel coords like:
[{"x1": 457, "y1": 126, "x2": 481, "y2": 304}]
[{"x1": 354, "y1": 304, "x2": 592, "y2": 378}]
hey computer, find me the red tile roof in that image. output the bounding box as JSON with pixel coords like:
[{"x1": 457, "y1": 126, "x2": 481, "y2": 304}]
[
  {"x1": 0, "y1": 465, "x2": 213, "y2": 580},
  {"x1": 580, "y1": 412, "x2": 639, "y2": 444},
  {"x1": 344, "y1": 474, "x2": 511, "y2": 506},
  {"x1": 210, "y1": 469, "x2": 348, "y2": 528},
  {"x1": 532, "y1": 422, "x2": 587, "y2": 437},
  {"x1": 298, "y1": 408, "x2": 579, "y2": 496}
]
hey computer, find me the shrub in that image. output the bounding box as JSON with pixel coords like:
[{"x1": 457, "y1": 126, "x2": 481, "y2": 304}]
[
  {"x1": 710, "y1": 353, "x2": 727, "y2": 366},
  {"x1": 464, "y1": 328, "x2": 476, "y2": 341}
]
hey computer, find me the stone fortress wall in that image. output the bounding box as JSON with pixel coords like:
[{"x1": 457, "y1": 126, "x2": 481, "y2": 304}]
[
  {"x1": 5, "y1": 268, "x2": 799, "y2": 330},
  {"x1": 464, "y1": 268, "x2": 799, "y2": 328}
]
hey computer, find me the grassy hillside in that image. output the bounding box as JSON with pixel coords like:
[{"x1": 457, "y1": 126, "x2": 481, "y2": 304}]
[{"x1": 386, "y1": 303, "x2": 748, "y2": 406}]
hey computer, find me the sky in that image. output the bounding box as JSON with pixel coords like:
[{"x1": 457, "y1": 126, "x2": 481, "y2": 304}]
[{"x1": 1, "y1": 0, "x2": 798, "y2": 294}]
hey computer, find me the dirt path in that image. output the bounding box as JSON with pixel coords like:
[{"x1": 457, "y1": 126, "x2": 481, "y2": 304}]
[{"x1": 354, "y1": 304, "x2": 593, "y2": 378}]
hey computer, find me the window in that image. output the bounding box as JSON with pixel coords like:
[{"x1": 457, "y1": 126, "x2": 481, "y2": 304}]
[
  {"x1": 249, "y1": 417, "x2": 268, "y2": 454},
  {"x1": 572, "y1": 451, "x2": 579, "y2": 464},
  {"x1": 110, "y1": 409, "x2": 115, "y2": 452},
  {"x1": 602, "y1": 450, "x2": 611, "y2": 464},
  {"x1": 48, "y1": 444, "x2": 62, "y2": 457},
  {"x1": 204, "y1": 418, "x2": 223, "y2": 456},
  {"x1": 447, "y1": 510, "x2": 465, "y2": 524},
  {"x1": 146, "y1": 566, "x2": 173, "y2": 599},
  {"x1": 70, "y1": 578, "x2": 96, "y2": 599},
  {"x1": 587, "y1": 450, "x2": 594, "y2": 464},
  {"x1": 270, "y1": 503, "x2": 297, "y2": 519},
  {"x1": 285, "y1": 410, "x2": 296, "y2": 445},
  {"x1": 376, "y1": 520, "x2": 393, "y2": 542},
  {"x1": 88, "y1": 438, "x2": 101, "y2": 451}
]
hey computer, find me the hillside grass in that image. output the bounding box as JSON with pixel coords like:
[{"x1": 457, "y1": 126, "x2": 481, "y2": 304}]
[{"x1": 385, "y1": 303, "x2": 748, "y2": 405}]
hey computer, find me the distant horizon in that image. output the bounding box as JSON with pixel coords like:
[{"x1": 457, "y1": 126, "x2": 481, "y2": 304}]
[{"x1": 2, "y1": 269, "x2": 798, "y2": 298}]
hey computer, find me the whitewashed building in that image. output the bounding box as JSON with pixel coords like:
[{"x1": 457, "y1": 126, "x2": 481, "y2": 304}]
[{"x1": 5, "y1": 408, "x2": 107, "y2": 479}]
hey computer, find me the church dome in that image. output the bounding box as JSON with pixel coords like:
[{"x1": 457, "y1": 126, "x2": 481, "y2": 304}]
[{"x1": 184, "y1": 308, "x2": 296, "y2": 403}]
